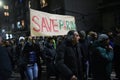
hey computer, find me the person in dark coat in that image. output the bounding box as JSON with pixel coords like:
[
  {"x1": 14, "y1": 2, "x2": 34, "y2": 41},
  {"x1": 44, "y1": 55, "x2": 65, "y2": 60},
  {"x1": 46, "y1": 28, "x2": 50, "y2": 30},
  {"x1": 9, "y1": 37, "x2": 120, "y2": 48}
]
[
  {"x1": 79, "y1": 30, "x2": 90, "y2": 80},
  {"x1": 43, "y1": 37, "x2": 58, "y2": 80},
  {"x1": 91, "y1": 34, "x2": 114, "y2": 80},
  {"x1": 55, "y1": 30, "x2": 84, "y2": 80},
  {"x1": 114, "y1": 32, "x2": 120, "y2": 79},
  {"x1": 0, "y1": 36, "x2": 12, "y2": 80},
  {"x1": 16, "y1": 38, "x2": 26, "y2": 80},
  {"x1": 22, "y1": 37, "x2": 41, "y2": 80}
]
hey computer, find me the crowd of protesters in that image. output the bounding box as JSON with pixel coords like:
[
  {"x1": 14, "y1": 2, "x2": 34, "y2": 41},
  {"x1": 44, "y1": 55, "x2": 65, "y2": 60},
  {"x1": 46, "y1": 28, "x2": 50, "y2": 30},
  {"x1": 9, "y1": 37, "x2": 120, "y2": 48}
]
[{"x1": 0, "y1": 29, "x2": 120, "y2": 80}]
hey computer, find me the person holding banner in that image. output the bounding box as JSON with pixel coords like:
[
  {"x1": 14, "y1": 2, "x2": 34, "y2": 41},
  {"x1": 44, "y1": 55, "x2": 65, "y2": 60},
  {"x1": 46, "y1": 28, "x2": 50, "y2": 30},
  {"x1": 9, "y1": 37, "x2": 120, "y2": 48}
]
[{"x1": 55, "y1": 30, "x2": 84, "y2": 80}]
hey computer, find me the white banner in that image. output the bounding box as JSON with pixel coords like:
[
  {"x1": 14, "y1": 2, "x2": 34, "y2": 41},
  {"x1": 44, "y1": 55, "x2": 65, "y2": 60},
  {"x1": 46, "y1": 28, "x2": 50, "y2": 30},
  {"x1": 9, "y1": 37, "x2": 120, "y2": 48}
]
[{"x1": 30, "y1": 9, "x2": 76, "y2": 36}]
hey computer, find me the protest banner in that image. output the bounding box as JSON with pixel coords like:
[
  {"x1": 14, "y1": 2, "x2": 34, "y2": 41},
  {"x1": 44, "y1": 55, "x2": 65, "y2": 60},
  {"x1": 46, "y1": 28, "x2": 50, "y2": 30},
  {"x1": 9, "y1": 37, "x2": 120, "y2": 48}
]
[{"x1": 30, "y1": 9, "x2": 76, "y2": 36}]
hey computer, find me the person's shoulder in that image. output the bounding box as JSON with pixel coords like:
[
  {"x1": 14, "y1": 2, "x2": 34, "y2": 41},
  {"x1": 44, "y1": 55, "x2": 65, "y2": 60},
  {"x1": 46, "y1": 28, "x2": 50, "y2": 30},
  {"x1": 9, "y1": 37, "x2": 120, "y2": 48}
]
[
  {"x1": 0, "y1": 45, "x2": 2, "y2": 48},
  {"x1": 0, "y1": 46, "x2": 6, "y2": 50}
]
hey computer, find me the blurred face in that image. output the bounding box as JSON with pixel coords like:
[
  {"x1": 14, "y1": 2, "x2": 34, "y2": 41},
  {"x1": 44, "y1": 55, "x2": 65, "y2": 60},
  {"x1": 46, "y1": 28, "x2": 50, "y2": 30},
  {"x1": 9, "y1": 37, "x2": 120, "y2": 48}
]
[
  {"x1": 94, "y1": 33, "x2": 98, "y2": 39},
  {"x1": 32, "y1": 39, "x2": 36, "y2": 43},
  {"x1": 72, "y1": 31, "x2": 80, "y2": 45},
  {"x1": 6, "y1": 41, "x2": 10, "y2": 45},
  {"x1": 50, "y1": 39, "x2": 54, "y2": 44},
  {"x1": 28, "y1": 37, "x2": 32, "y2": 42},
  {"x1": 102, "y1": 38, "x2": 110, "y2": 46},
  {"x1": 20, "y1": 40, "x2": 24, "y2": 45}
]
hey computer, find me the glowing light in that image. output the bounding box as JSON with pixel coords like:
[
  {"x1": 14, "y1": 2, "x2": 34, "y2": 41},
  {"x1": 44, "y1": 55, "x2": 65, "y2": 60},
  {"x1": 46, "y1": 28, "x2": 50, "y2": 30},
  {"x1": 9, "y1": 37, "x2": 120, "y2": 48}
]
[
  {"x1": 4, "y1": 12, "x2": 9, "y2": 16},
  {"x1": 40, "y1": 0, "x2": 48, "y2": 8},
  {"x1": 0, "y1": 1, "x2": 3, "y2": 6},
  {"x1": 3, "y1": 5, "x2": 9, "y2": 10}
]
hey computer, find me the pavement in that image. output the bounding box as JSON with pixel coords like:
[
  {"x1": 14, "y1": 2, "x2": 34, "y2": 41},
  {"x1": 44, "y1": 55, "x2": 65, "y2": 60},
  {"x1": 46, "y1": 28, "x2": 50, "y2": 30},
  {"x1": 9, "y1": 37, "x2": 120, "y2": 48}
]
[
  {"x1": 8, "y1": 72, "x2": 21, "y2": 80},
  {"x1": 8, "y1": 72, "x2": 117, "y2": 80},
  {"x1": 8, "y1": 65, "x2": 118, "y2": 80}
]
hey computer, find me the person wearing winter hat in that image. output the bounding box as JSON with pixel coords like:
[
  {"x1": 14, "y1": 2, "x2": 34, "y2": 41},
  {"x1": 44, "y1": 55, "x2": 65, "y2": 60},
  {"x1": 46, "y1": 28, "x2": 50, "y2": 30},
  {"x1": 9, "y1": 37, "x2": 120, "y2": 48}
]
[
  {"x1": 98, "y1": 34, "x2": 109, "y2": 42},
  {"x1": 91, "y1": 34, "x2": 114, "y2": 80}
]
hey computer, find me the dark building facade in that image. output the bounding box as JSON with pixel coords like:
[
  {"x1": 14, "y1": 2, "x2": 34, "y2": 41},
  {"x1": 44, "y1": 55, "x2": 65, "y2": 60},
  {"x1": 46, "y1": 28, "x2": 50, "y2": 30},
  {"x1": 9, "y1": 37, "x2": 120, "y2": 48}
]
[
  {"x1": 1, "y1": 0, "x2": 120, "y2": 38},
  {"x1": 29, "y1": 0, "x2": 120, "y2": 32}
]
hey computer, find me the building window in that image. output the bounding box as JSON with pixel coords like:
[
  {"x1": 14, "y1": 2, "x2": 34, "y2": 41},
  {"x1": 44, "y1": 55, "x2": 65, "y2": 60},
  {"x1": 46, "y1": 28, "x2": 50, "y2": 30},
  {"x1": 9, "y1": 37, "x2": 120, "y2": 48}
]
[{"x1": 40, "y1": 0, "x2": 48, "y2": 8}]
